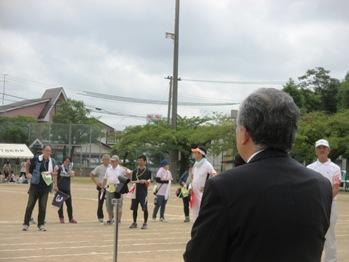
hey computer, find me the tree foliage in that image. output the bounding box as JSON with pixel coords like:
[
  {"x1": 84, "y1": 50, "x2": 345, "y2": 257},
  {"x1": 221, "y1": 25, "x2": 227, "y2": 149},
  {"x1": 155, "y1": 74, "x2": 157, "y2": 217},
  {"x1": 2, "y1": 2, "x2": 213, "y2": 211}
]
[
  {"x1": 0, "y1": 116, "x2": 36, "y2": 144},
  {"x1": 283, "y1": 68, "x2": 349, "y2": 164},
  {"x1": 284, "y1": 67, "x2": 342, "y2": 114},
  {"x1": 52, "y1": 99, "x2": 103, "y2": 158},
  {"x1": 112, "y1": 114, "x2": 235, "y2": 177},
  {"x1": 291, "y1": 110, "x2": 349, "y2": 164}
]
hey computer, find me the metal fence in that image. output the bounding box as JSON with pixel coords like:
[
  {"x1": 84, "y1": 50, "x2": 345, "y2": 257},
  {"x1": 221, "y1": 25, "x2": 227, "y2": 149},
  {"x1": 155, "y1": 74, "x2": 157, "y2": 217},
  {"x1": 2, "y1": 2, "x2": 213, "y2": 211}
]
[{"x1": 26, "y1": 122, "x2": 115, "y2": 171}]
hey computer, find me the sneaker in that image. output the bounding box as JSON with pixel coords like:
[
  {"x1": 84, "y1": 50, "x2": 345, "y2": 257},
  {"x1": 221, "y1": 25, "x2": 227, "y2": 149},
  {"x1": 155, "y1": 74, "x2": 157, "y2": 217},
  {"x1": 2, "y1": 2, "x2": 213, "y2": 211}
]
[
  {"x1": 59, "y1": 218, "x2": 65, "y2": 224},
  {"x1": 184, "y1": 217, "x2": 190, "y2": 223},
  {"x1": 129, "y1": 222, "x2": 137, "y2": 229},
  {"x1": 29, "y1": 218, "x2": 36, "y2": 225},
  {"x1": 98, "y1": 218, "x2": 104, "y2": 224},
  {"x1": 69, "y1": 219, "x2": 77, "y2": 224},
  {"x1": 160, "y1": 218, "x2": 167, "y2": 223},
  {"x1": 22, "y1": 225, "x2": 29, "y2": 231},
  {"x1": 141, "y1": 223, "x2": 148, "y2": 230},
  {"x1": 106, "y1": 220, "x2": 113, "y2": 225},
  {"x1": 38, "y1": 225, "x2": 47, "y2": 231}
]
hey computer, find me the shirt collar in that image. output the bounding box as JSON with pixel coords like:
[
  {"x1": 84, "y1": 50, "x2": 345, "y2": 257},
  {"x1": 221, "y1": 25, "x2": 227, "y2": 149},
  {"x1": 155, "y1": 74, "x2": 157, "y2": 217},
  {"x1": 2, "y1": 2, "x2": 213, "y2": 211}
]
[
  {"x1": 246, "y1": 150, "x2": 264, "y2": 163},
  {"x1": 316, "y1": 159, "x2": 331, "y2": 165}
]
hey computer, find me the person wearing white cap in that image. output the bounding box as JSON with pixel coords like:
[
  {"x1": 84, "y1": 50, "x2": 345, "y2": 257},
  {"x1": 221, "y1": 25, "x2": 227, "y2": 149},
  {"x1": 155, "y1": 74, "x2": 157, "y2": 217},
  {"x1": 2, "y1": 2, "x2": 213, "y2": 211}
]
[
  {"x1": 190, "y1": 146, "x2": 217, "y2": 222},
  {"x1": 102, "y1": 155, "x2": 131, "y2": 225},
  {"x1": 307, "y1": 139, "x2": 341, "y2": 262}
]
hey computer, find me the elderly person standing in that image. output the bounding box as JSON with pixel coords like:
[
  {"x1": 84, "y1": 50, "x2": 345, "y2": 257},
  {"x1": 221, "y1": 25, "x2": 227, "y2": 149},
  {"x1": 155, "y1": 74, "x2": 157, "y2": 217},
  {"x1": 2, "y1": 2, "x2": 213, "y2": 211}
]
[
  {"x1": 90, "y1": 154, "x2": 110, "y2": 223},
  {"x1": 22, "y1": 145, "x2": 57, "y2": 231},
  {"x1": 190, "y1": 146, "x2": 217, "y2": 222},
  {"x1": 184, "y1": 88, "x2": 333, "y2": 262},
  {"x1": 152, "y1": 160, "x2": 173, "y2": 222},
  {"x1": 102, "y1": 155, "x2": 131, "y2": 225},
  {"x1": 307, "y1": 139, "x2": 341, "y2": 262}
]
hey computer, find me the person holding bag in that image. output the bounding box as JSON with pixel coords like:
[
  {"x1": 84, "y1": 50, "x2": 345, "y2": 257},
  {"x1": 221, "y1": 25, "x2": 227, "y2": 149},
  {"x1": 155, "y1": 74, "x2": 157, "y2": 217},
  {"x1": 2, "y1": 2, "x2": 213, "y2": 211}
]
[
  {"x1": 102, "y1": 155, "x2": 131, "y2": 225},
  {"x1": 178, "y1": 163, "x2": 193, "y2": 222},
  {"x1": 22, "y1": 145, "x2": 57, "y2": 231},
  {"x1": 56, "y1": 156, "x2": 77, "y2": 224},
  {"x1": 152, "y1": 160, "x2": 172, "y2": 222},
  {"x1": 129, "y1": 155, "x2": 151, "y2": 230}
]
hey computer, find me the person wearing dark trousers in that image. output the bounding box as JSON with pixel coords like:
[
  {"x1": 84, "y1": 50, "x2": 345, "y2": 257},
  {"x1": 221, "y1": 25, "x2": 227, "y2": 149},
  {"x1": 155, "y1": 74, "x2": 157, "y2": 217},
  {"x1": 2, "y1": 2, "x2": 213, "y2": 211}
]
[
  {"x1": 23, "y1": 145, "x2": 57, "y2": 232},
  {"x1": 90, "y1": 154, "x2": 110, "y2": 223},
  {"x1": 184, "y1": 88, "x2": 333, "y2": 262},
  {"x1": 179, "y1": 163, "x2": 193, "y2": 222},
  {"x1": 152, "y1": 160, "x2": 172, "y2": 222},
  {"x1": 129, "y1": 155, "x2": 152, "y2": 230},
  {"x1": 56, "y1": 157, "x2": 77, "y2": 224}
]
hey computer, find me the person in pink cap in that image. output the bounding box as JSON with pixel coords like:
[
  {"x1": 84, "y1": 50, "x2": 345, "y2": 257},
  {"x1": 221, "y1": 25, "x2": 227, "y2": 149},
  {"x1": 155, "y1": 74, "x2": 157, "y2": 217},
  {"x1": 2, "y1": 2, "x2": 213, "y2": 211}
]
[{"x1": 307, "y1": 139, "x2": 341, "y2": 262}]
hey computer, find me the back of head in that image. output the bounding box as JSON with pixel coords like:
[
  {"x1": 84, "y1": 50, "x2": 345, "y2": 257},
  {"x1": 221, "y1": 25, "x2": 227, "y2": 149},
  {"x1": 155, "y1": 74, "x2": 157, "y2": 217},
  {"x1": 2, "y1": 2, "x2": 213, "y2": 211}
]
[{"x1": 237, "y1": 88, "x2": 300, "y2": 151}]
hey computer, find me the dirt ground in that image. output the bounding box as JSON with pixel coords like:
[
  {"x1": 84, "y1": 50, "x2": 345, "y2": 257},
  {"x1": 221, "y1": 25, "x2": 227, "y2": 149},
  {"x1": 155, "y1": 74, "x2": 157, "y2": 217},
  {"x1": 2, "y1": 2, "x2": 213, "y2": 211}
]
[{"x1": 0, "y1": 180, "x2": 349, "y2": 262}]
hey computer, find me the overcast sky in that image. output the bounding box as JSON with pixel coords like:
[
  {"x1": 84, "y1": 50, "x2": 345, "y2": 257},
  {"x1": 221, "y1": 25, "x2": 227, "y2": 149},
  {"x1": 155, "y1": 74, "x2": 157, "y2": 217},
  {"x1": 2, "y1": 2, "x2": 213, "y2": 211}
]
[{"x1": 1, "y1": 0, "x2": 348, "y2": 129}]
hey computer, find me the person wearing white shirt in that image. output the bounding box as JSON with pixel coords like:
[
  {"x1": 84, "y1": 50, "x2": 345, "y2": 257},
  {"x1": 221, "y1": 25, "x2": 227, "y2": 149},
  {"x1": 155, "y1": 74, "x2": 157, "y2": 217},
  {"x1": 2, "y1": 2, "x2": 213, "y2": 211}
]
[
  {"x1": 102, "y1": 155, "x2": 131, "y2": 224},
  {"x1": 307, "y1": 139, "x2": 341, "y2": 262},
  {"x1": 152, "y1": 160, "x2": 173, "y2": 222},
  {"x1": 190, "y1": 146, "x2": 217, "y2": 222}
]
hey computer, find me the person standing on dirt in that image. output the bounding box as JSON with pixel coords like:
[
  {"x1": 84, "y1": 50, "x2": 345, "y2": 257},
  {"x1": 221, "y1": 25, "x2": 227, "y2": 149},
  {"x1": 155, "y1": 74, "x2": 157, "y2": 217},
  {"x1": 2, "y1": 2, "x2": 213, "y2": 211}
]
[
  {"x1": 22, "y1": 145, "x2": 57, "y2": 231},
  {"x1": 152, "y1": 160, "x2": 172, "y2": 222},
  {"x1": 56, "y1": 156, "x2": 77, "y2": 224},
  {"x1": 179, "y1": 163, "x2": 193, "y2": 223},
  {"x1": 90, "y1": 154, "x2": 110, "y2": 223},
  {"x1": 129, "y1": 155, "x2": 151, "y2": 230}
]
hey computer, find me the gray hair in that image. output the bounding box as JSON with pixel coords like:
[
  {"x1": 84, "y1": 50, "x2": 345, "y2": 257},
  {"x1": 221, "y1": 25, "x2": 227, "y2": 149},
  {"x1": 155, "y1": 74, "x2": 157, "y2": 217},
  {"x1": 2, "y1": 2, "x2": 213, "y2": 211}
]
[{"x1": 237, "y1": 88, "x2": 300, "y2": 151}]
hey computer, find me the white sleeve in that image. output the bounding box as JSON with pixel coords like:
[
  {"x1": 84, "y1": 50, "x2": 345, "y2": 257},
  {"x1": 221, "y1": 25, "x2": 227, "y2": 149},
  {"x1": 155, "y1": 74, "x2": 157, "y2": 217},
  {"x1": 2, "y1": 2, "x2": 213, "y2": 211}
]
[{"x1": 207, "y1": 162, "x2": 217, "y2": 175}]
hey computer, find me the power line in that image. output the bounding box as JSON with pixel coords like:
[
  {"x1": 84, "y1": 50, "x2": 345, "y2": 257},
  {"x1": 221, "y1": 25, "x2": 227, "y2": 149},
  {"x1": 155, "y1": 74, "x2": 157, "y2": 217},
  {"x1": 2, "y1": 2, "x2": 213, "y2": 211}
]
[
  {"x1": 0, "y1": 92, "x2": 26, "y2": 100},
  {"x1": 180, "y1": 78, "x2": 284, "y2": 85},
  {"x1": 86, "y1": 106, "x2": 147, "y2": 119},
  {"x1": 80, "y1": 91, "x2": 239, "y2": 106}
]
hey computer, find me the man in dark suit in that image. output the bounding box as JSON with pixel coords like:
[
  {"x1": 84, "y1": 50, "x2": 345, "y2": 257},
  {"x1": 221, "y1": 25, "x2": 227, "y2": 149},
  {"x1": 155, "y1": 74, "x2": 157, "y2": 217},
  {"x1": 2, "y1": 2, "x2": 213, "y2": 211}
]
[{"x1": 183, "y1": 88, "x2": 333, "y2": 262}]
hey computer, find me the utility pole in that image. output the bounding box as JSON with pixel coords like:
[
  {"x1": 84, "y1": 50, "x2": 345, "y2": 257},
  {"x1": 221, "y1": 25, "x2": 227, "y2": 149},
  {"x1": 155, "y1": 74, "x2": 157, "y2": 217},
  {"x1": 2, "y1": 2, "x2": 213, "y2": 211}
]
[
  {"x1": 166, "y1": 0, "x2": 180, "y2": 176},
  {"x1": 2, "y1": 74, "x2": 7, "y2": 105},
  {"x1": 165, "y1": 76, "x2": 173, "y2": 125},
  {"x1": 171, "y1": 0, "x2": 180, "y2": 130}
]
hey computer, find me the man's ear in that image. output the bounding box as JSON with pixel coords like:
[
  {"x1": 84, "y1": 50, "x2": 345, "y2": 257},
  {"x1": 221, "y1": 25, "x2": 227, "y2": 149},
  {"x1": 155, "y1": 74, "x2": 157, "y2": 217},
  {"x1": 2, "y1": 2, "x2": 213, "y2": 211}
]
[{"x1": 240, "y1": 126, "x2": 251, "y2": 145}]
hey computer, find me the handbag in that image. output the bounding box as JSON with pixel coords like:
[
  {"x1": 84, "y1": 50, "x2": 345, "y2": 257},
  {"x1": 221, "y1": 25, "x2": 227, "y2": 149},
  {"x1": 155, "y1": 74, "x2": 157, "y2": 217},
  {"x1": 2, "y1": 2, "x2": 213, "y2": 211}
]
[{"x1": 153, "y1": 183, "x2": 164, "y2": 195}]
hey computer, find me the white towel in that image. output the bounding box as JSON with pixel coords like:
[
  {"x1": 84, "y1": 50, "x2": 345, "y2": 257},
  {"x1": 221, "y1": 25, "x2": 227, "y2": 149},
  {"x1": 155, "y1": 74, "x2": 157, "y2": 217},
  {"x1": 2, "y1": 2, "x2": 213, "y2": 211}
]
[{"x1": 38, "y1": 154, "x2": 53, "y2": 173}]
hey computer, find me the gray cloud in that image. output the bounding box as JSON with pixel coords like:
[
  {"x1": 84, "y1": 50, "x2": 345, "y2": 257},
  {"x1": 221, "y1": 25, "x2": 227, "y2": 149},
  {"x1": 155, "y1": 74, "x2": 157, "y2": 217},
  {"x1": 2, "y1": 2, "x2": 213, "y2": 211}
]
[{"x1": 0, "y1": 0, "x2": 348, "y2": 129}]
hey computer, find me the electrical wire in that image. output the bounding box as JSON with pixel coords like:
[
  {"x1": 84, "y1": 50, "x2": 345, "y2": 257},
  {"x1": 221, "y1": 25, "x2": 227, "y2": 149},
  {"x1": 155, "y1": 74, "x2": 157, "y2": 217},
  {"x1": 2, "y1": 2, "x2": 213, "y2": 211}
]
[{"x1": 81, "y1": 91, "x2": 239, "y2": 106}]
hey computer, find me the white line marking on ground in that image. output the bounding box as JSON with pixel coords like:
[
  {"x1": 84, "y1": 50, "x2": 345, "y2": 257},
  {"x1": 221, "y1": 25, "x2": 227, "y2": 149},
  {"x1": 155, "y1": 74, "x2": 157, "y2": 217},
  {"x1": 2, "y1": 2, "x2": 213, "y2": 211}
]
[
  {"x1": 0, "y1": 236, "x2": 189, "y2": 247},
  {"x1": 0, "y1": 249, "x2": 184, "y2": 260},
  {"x1": 0, "y1": 241, "x2": 187, "y2": 252}
]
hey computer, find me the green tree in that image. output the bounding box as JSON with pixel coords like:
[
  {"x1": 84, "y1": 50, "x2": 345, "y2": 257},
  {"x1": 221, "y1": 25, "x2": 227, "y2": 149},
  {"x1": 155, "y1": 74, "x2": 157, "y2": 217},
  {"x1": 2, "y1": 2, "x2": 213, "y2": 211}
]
[
  {"x1": 283, "y1": 78, "x2": 304, "y2": 109},
  {"x1": 52, "y1": 99, "x2": 103, "y2": 159},
  {"x1": 112, "y1": 114, "x2": 235, "y2": 178},
  {"x1": 0, "y1": 116, "x2": 35, "y2": 144},
  {"x1": 298, "y1": 67, "x2": 340, "y2": 113},
  {"x1": 338, "y1": 72, "x2": 349, "y2": 110},
  {"x1": 291, "y1": 110, "x2": 349, "y2": 164}
]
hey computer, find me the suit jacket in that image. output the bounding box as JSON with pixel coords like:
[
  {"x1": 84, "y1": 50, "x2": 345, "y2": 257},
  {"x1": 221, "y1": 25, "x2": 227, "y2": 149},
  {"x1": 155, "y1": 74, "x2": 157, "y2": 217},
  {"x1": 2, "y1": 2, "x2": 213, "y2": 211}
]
[{"x1": 183, "y1": 149, "x2": 332, "y2": 262}]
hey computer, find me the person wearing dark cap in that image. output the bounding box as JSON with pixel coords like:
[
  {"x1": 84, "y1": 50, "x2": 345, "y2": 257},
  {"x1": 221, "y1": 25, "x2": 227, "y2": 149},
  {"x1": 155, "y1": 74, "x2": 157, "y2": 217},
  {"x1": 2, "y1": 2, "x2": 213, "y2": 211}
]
[
  {"x1": 190, "y1": 146, "x2": 217, "y2": 222},
  {"x1": 152, "y1": 159, "x2": 173, "y2": 222}
]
